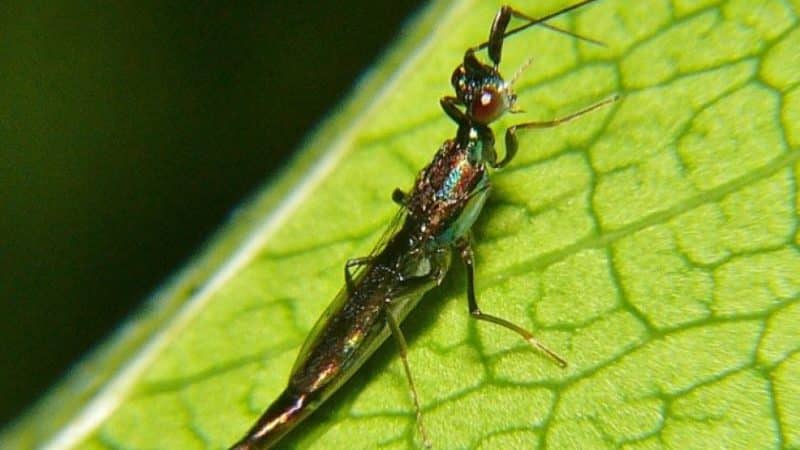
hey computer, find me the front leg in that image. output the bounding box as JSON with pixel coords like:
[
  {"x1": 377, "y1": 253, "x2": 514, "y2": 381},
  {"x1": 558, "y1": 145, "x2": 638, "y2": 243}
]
[
  {"x1": 455, "y1": 236, "x2": 567, "y2": 368},
  {"x1": 481, "y1": 4, "x2": 605, "y2": 66},
  {"x1": 440, "y1": 96, "x2": 470, "y2": 126},
  {"x1": 495, "y1": 95, "x2": 619, "y2": 168}
]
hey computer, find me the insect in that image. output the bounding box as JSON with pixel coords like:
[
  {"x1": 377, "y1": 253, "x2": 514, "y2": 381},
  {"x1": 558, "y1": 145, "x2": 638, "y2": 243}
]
[{"x1": 230, "y1": 1, "x2": 617, "y2": 448}]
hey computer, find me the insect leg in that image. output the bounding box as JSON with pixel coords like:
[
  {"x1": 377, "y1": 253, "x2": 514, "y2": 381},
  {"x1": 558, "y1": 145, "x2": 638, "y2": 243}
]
[
  {"x1": 456, "y1": 236, "x2": 567, "y2": 368},
  {"x1": 484, "y1": 6, "x2": 514, "y2": 65},
  {"x1": 392, "y1": 188, "x2": 407, "y2": 207},
  {"x1": 494, "y1": 95, "x2": 619, "y2": 168},
  {"x1": 478, "y1": 1, "x2": 605, "y2": 66},
  {"x1": 345, "y1": 257, "x2": 372, "y2": 294},
  {"x1": 440, "y1": 96, "x2": 470, "y2": 125},
  {"x1": 386, "y1": 309, "x2": 431, "y2": 448}
]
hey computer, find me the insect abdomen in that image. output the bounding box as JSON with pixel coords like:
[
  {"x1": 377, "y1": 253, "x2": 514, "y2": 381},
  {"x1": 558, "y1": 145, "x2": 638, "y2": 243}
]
[{"x1": 229, "y1": 388, "x2": 311, "y2": 450}]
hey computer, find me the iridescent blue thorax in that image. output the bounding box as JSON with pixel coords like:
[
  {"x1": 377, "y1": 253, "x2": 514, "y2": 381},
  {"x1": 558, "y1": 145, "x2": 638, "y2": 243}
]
[{"x1": 404, "y1": 124, "x2": 495, "y2": 247}]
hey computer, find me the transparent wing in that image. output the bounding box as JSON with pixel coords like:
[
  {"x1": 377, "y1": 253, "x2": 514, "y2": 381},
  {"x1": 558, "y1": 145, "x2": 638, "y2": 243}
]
[{"x1": 289, "y1": 206, "x2": 408, "y2": 375}]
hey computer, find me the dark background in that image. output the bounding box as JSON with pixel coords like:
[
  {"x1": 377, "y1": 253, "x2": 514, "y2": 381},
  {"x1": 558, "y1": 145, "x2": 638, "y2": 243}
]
[{"x1": 0, "y1": 0, "x2": 425, "y2": 426}]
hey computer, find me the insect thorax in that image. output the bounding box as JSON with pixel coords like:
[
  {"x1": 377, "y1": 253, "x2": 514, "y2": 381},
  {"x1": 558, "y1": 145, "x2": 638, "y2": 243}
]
[{"x1": 406, "y1": 127, "x2": 493, "y2": 246}]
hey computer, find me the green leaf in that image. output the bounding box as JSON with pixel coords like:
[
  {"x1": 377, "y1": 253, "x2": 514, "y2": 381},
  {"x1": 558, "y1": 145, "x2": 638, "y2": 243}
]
[{"x1": 4, "y1": 0, "x2": 798, "y2": 448}]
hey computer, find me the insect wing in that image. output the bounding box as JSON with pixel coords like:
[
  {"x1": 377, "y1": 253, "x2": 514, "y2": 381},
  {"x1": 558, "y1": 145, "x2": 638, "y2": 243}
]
[{"x1": 289, "y1": 207, "x2": 408, "y2": 376}]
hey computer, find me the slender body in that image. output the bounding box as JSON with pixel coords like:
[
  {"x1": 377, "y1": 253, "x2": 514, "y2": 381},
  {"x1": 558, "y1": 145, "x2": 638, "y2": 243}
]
[{"x1": 231, "y1": 2, "x2": 616, "y2": 448}]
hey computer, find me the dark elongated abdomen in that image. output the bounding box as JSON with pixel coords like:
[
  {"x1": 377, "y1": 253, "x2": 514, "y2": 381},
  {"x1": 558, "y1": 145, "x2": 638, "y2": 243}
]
[
  {"x1": 230, "y1": 222, "x2": 449, "y2": 449},
  {"x1": 229, "y1": 388, "x2": 310, "y2": 450}
]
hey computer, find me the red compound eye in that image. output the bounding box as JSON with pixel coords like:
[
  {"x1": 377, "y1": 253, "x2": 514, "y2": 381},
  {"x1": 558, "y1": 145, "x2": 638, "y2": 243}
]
[{"x1": 470, "y1": 85, "x2": 505, "y2": 124}]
